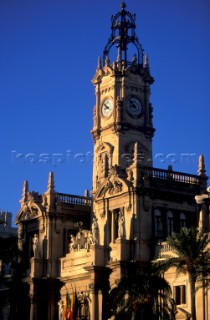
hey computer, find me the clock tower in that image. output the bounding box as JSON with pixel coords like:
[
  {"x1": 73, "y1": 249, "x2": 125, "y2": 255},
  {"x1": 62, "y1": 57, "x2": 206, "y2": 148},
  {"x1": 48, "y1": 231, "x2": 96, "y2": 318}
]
[
  {"x1": 91, "y1": 2, "x2": 155, "y2": 193},
  {"x1": 15, "y1": 3, "x2": 209, "y2": 320},
  {"x1": 91, "y1": 3, "x2": 156, "y2": 279}
]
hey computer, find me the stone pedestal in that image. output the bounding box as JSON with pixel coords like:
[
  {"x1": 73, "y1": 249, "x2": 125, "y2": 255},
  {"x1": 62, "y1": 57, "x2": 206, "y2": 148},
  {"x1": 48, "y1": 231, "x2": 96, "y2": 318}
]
[
  {"x1": 110, "y1": 238, "x2": 130, "y2": 261},
  {"x1": 90, "y1": 244, "x2": 104, "y2": 266},
  {"x1": 30, "y1": 257, "x2": 42, "y2": 278}
]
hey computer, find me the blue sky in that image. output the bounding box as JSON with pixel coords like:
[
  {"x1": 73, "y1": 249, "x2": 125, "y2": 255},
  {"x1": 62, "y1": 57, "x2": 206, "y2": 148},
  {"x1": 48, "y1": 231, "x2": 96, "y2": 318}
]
[{"x1": 0, "y1": 0, "x2": 209, "y2": 222}]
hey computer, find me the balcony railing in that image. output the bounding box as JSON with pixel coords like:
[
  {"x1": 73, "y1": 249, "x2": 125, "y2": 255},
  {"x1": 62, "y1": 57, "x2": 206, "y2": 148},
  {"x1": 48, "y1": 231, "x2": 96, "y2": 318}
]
[
  {"x1": 160, "y1": 241, "x2": 173, "y2": 252},
  {"x1": 146, "y1": 167, "x2": 201, "y2": 185},
  {"x1": 56, "y1": 193, "x2": 92, "y2": 207}
]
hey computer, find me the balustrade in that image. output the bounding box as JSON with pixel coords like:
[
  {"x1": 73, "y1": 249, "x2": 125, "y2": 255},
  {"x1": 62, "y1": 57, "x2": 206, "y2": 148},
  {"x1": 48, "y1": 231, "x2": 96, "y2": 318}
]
[{"x1": 56, "y1": 193, "x2": 92, "y2": 206}]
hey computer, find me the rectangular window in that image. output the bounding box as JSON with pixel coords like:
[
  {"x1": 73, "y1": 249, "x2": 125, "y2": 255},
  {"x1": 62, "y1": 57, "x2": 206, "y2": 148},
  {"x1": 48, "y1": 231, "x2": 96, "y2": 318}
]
[
  {"x1": 167, "y1": 217, "x2": 173, "y2": 236},
  {"x1": 173, "y1": 285, "x2": 186, "y2": 305},
  {"x1": 155, "y1": 216, "x2": 163, "y2": 236},
  {"x1": 180, "y1": 212, "x2": 186, "y2": 229}
]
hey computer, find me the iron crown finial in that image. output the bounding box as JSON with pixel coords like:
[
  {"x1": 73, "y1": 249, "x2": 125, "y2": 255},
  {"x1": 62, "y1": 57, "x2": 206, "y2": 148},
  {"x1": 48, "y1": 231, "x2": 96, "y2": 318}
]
[
  {"x1": 103, "y1": 3, "x2": 144, "y2": 66},
  {"x1": 121, "y1": 2, "x2": 126, "y2": 10}
]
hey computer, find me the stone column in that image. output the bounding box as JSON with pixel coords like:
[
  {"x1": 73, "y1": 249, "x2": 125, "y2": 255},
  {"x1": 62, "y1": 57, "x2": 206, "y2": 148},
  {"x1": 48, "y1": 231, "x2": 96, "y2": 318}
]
[
  {"x1": 98, "y1": 289, "x2": 102, "y2": 320},
  {"x1": 89, "y1": 286, "x2": 99, "y2": 320},
  {"x1": 29, "y1": 280, "x2": 39, "y2": 320},
  {"x1": 195, "y1": 194, "x2": 210, "y2": 233},
  {"x1": 48, "y1": 280, "x2": 59, "y2": 320},
  {"x1": 111, "y1": 211, "x2": 115, "y2": 243},
  {"x1": 29, "y1": 294, "x2": 37, "y2": 320}
]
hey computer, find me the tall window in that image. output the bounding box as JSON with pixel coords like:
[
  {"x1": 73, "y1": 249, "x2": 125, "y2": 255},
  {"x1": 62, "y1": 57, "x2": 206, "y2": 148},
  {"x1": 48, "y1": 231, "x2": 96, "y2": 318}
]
[
  {"x1": 110, "y1": 209, "x2": 121, "y2": 243},
  {"x1": 173, "y1": 285, "x2": 186, "y2": 305},
  {"x1": 167, "y1": 211, "x2": 173, "y2": 236},
  {"x1": 154, "y1": 209, "x2": 163, "y2": 237},
  {"x1": 180, "y1": 212, "x2": 186, "y2": 229}
]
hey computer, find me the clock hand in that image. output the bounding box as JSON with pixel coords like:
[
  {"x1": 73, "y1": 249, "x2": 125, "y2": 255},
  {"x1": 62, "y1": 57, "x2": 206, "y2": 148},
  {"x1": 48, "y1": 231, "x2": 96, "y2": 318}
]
[{"x1": 130, "y1": 101, "x2": 137, "y2": 110}]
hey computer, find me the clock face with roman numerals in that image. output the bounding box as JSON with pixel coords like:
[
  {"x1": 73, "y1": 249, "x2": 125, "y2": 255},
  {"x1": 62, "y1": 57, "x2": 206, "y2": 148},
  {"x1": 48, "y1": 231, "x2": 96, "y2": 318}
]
[
  {"x1": 102, "y1": 98, "x2": 113, "y2": 117},
  {"x1": 126, "y1": 97, "x2": 142, "y2": 118}
]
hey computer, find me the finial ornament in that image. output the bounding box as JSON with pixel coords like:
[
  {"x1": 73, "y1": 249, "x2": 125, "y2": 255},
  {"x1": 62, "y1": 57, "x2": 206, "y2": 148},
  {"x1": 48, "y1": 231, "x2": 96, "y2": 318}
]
[
  {"x1": 105, "y1": 55, "x2": 110, "y2": 66},
  {"x1": 144, "y1": 53, "x2": 149, "y2": 67},
  {"x1": 22, "y1": 180, "x2": 28, "y2": 196},
  {"x1": 121, "y1": 2, "x2": 126, "y2": 10},
  {"x1": 97, "y1": 56, "x2": 102, "y2": 70},
  {"x1": 198, "y1": 154, "x2": 206, "y2": 176},
  {"x1": 47, "y1": 171, "x2": 55, "y2": 192},
  {"x1": 84, "y1": 189, "x2": 89, "y2": 198},
  {"x1": 21, "y1": 180, "x2": 28, "y2": 203}
]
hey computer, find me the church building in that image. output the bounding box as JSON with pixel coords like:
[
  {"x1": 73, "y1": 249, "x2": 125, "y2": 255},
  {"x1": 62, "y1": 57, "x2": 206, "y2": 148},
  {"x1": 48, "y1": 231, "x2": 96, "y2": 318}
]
[{"x1": 15, "y1": 3, "x2": 210, "y2": 320}]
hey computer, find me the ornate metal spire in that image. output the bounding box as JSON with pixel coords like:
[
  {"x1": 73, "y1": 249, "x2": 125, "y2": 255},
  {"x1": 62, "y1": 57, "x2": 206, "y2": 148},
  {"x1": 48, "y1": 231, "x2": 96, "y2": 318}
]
[{"x1": 103, "y1": 2, "x2": 144, "y2": 66}]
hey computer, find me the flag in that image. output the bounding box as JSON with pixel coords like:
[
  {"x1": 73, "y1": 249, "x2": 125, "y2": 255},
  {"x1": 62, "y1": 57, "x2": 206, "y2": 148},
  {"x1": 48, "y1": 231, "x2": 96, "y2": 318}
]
[
  {"x1": 72, "y1": 289, "x2": 78, "y2": 319},
  {"x1": 64, "y1": 291, "x2": 73, "y2": 320}
]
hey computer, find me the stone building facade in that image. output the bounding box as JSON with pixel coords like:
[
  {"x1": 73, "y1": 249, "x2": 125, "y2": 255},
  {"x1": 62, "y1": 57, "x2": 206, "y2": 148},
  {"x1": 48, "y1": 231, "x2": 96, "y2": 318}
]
[{"x1": 15, "y1": 3, "x2": 210, "y2": 320}]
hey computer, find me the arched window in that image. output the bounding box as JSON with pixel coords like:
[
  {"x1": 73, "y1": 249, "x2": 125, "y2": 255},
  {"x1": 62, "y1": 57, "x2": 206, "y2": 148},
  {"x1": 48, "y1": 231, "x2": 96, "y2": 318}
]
[
  {"x1": 180, "y1": 212, "x2": 186, "y2": 229},
  {"x1": 154, "y1": 209, "x2": 163, "y2": 237},
  {"x1": 167, "y1": 211, "x2": 173, "y2": 236}
]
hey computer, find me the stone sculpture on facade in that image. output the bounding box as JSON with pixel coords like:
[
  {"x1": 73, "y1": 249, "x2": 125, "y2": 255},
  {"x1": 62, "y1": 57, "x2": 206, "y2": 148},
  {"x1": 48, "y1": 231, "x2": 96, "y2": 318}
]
[
  {"x1": 69, "y1": 234, "x2": 77, "y2": 252},
  {"x1": 69, "y1": 229, "x2": 96, "y2": 252},
  {"x1": 91, "y1": 217, "x2": 99, "y2": 244},
  {"x1": 118, "y1": 211, "x2": 125, "y2": 238},
  {"x1": 32, "y1": 234, "x2": 39, "y2": 258}
]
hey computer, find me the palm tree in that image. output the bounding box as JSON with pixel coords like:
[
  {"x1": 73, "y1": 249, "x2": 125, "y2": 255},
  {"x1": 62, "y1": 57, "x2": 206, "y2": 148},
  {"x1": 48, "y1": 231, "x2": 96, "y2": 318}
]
[
  {"x1": 109, "y1": 266, "x2": 177, "y2": 320},
  {"x1": 156, "y1": 227, "x2": 210, "y2": 320}
]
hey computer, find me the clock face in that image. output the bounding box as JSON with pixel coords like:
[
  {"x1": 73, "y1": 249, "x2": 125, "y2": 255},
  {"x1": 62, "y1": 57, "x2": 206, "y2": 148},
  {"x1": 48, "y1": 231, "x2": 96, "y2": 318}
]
[
  {"x1": 126, "y1": 97, "x2": 142, "y2": 118},
  {"x1": 102, "y1": 98, "x2": 113, "y2": 118}
]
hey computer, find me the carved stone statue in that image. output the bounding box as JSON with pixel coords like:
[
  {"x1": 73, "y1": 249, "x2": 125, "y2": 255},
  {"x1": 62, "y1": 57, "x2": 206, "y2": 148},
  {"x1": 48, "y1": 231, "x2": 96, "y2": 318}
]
[
  {"x1": 32, "y1": 234, "x2": 39, "y2": 258},
  {"x1": 91, "y1": 217, "x2": 99, "y2": 244},
  {"x1": 87, "y1": 231, "x2": 94, "y2": 249},
  {"x1": 69, "y1": 234, "x2": 76, "y2": 252},
  {"x1": 118, "y1": 211, "x2": 125, "y2": 239}
]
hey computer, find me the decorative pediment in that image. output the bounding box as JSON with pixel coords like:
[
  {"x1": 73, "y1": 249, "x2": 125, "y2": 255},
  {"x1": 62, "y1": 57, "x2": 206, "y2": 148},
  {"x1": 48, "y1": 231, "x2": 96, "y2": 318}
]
[
  {"x1": 96, "y1": 141, "x2": 114, "y2": 154},
  {"x1": 15, "y1": 202, "x2": 44, "y2": 223},
  {"x1": 96, "y1": 175, "x2": 131, "y2": 199}
]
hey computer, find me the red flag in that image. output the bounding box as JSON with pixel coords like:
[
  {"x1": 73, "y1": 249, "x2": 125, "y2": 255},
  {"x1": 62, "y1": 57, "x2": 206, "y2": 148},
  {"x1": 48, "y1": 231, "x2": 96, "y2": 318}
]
[{"x1": 64, "y1": 291, "x2": 72, "y2": 320}]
